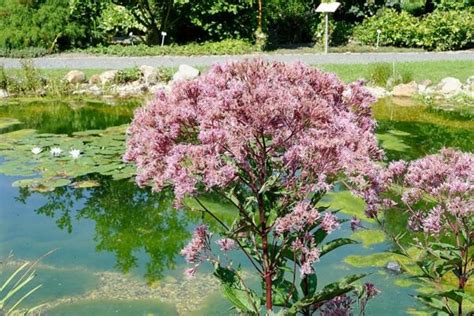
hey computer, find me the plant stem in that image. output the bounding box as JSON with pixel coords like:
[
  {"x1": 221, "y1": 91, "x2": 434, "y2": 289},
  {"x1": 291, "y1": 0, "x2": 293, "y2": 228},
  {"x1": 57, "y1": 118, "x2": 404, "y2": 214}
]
[{"x1": 262, "y1": 231, "x2": 273, "y2": 311}]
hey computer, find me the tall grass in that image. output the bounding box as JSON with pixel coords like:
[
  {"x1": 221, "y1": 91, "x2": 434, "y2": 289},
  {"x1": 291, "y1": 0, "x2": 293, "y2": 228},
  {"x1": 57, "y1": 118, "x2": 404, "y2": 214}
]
[{"x1": 0, "y1": 249, "x2": 56, "y2": 315}]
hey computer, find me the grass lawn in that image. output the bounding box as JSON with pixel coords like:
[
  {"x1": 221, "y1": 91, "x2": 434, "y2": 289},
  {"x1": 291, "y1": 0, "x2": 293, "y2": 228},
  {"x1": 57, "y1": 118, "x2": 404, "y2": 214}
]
[
  {"x1": 316, "y1": 60, "x2": 474, "y2": 83},
  {"x1": 4, "y1": 60, "x2": 473, "y2": 85}
]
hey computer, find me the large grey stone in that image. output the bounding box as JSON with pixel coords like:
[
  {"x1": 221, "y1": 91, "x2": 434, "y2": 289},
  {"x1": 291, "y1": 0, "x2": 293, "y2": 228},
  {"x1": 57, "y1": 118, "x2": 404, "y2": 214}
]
[
  {"x1": 172, "y1": 65, "x2": 199, "y2": 82},
  {"x1": 437, "y1": 77, "x2": 462, "y2": 96},
  {"x1": 365, "y1": 86, "x2": 390, "y2": 99},
  {"x1": 99, "y1": 70, "x2": 118, "y2": 85},
  {"x1": 139, "y1": 65, "x2": 159, "y2": 85},
  {"x1": 392, "y1": 81, "x2": 418, "y2": 97},
  {"x1": 148, "y1": 83, "x2": 169, "y2": 95},
  {"x1": 0, "y1": 89, "x2": 9, "y2": 98},
  {"x1": 386, "y1": 261, "x2": 401, "y2": 273},
  {"x1": 89, "y1": 74, "x2": 101, "y2": 85},
  {"x1": 466, "y1": 75, "x2": 474, "y2": 85},
  {"x1": 64, "y1": 70, "x2": 86, "y2": 84}
]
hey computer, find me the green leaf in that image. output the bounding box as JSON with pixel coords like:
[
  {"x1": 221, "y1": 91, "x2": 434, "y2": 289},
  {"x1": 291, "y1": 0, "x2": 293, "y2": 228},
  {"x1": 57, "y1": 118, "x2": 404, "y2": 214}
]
[
  {"x1": 414, "y1": 294, "x2": 453, "y2": 315},
  {"x1": 287, "y1": 273, "x2": 367, "y2": 315},
  {"x1": 299, "y1": 274, "x2": 318, "y2": 296},
  {"x1": 320, "y1": 238, "x2": 359, "y2": 257},
  {"x1": 351, "y1": 230, "x2": 386, "y2": 248}
]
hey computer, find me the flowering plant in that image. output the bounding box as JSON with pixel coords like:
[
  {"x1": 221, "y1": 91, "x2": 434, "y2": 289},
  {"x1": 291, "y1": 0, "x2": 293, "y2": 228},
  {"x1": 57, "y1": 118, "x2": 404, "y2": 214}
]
[
  {"x1": 125, "y1": 59, "x2": 383, "y2": 314},
  {"x1": 382, "y1": 149, "x2": 473, "y2": 316}
]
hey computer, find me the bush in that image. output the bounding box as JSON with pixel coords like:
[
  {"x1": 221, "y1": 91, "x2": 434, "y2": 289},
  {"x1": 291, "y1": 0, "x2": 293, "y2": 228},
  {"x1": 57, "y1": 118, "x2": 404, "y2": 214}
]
[
  {"x1": 114, "y1": 67, "x2": 141, "y2": 84},
  {"x1": 353, "y1": 8, "x2": 474, "y2": 51},
  {"x1": 0, "y1": 0, "x2": 85, "y2": 51},
  {"x1": 367, "y1": 63, "x2": 414, "y2": 87},
  {"x1": 0, "y1": 47, "x2": 49, "y2": 58},
  {"x1": 265, "y1": 0, "x2": 319, "y2": 46},
  {"x1": 78, "y1": 39, "x2": 256, "y2": 56},
  {"x1": 313, "y1": 19, "x2": 354, "y2": 46},
  {"x1": 418, "y1": 9, "x2": 474, "y2": 51},
  {"x1": 353, "y1": 9, "x2": 419, "y2": 47},
  {"x1": 367, "y1": 63, "x2": 392, "y2": 87}
]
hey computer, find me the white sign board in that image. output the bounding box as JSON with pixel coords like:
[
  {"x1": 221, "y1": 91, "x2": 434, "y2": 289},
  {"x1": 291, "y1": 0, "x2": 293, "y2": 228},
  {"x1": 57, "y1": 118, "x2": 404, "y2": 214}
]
[{"x1": 315, "y1": 2, "x2": 340, "y2": 13}]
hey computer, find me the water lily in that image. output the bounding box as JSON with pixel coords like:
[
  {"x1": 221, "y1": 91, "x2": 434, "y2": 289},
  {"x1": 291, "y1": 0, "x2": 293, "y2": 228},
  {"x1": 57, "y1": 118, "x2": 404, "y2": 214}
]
[
  {"x1": 69, "y1": 149, "x2": 81, "y2": 159},
  {"x1": 31, "y1": 147, "x2": 42, "y2": 155},
  {"x1": 50, "y1": 147, "x2": 62, "y2": 157}
]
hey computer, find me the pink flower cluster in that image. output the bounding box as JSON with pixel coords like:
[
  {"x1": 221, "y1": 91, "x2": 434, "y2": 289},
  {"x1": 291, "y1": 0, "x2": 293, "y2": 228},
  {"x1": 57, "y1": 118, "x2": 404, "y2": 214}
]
[
  {"x1": 274, "y1": 201, "x2": 320, "y2": 235},
  {"x1": 386, "y1": 148, "x2": 474, "y2": 235},
  {"x1": 124, "y1": 59, "x2": 383, "y2": 213},
  {"x1": 320, "y1": 212, "x2": 340, "y2": 234},
  {"x1": 180, "y1": 225, "x2": 210, "y2": 264},
  {"x1": 216, "y1": 238, "x2": 235, "y2": 252}
]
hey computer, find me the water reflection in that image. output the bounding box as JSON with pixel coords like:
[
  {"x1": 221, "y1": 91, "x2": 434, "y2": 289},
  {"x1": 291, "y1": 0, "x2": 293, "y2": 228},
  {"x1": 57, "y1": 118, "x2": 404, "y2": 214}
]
[
  {"x1": 16, "y1": 178, "x2": 192, "y2": 282},
  {"x1": 0, "y1": 100, "x2": 140, "y2": 134},
  {"x1": 373, "y1": 100, "x2": 474, "y2": 161}
]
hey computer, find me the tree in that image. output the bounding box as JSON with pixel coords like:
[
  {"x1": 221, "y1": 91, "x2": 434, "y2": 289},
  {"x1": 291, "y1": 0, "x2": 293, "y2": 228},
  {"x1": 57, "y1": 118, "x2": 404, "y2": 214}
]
[
  {"x1": 110, "y1": 0, "x2": 176, "y2": 44},
  {"x1": 175, "y1": 0, "x2": 255, "y2": 41},
  {"x1": 124, "y1": 59, "x2": 384, "y2": 314}
]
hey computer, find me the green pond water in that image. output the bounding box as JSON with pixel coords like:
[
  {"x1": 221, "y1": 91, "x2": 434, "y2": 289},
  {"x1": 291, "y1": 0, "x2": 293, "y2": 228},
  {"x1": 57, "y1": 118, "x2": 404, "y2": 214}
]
[{"x1": 0, "y1": 99, "x2": 472, "y2": 315}]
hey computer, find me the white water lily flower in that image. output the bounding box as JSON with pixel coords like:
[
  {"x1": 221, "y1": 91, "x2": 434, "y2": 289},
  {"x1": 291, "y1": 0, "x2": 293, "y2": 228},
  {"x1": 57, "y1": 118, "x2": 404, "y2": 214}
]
[
  {"x1": 50, "y1": 147, "x2": 62, "y2": 157},
  {"x1": 31, "y1": 147, "x2": 42, "y2": 155},
  {"x1": 69, "y1": 149, "x2": 81, "y2": 159}
]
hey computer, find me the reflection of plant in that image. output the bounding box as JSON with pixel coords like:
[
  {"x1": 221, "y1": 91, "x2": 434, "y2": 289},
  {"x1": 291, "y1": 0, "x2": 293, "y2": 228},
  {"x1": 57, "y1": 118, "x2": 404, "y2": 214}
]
[
  {"x1": 17, "y1": 179, "x2": 191, "y2": 283},
  {"x1": 125, "y1": 59, "x2": 384, "y2": 314},
  {"x1": 380, "y1": 149, "x2": 473, "y2": 315}
]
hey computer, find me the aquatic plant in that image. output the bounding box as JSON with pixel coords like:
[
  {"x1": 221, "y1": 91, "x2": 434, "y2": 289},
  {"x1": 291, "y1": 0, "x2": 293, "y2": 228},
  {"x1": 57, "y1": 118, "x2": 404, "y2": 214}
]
[
  {"x1": 125, "y1": 59, "x2": 384, "y2": 314},
  {"x1": 0, "y1": 250, "x2": 55, "y2": 315},
  {"x1": 381, "y1": 148, "x2": 473, "y2": 315},
  {"x1": 0, "y1": 125, "x2": 135, "y2": 191}
]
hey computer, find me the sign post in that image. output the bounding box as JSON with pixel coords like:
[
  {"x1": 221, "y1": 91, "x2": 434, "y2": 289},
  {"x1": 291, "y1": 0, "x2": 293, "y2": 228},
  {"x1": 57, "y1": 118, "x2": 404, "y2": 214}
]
[{"x1": 315, "y1": 2, "x2": 341, "y2": 54}]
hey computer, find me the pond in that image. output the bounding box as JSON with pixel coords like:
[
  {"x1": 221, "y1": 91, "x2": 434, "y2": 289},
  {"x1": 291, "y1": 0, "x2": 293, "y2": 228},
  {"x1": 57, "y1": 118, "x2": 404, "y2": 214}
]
[{"x1": 0, "y1": 98, "x2": 472, "y2": 315}]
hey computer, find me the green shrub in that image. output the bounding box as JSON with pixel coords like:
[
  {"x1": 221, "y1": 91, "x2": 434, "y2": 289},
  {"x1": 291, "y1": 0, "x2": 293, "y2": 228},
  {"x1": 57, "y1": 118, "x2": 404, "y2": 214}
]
[
  {"x1": 77, "y1": 39, "x2": 255, "y2": 56},
  {"x1": 353, "y1": 9, "x2": 419, "y2": 47},
  {"x1": 418, "y1": 9, "x2": 474, "y2": 51},
  {"x1": 367, "y1": 63, "x2": 393, "y2": 86},
  {"x1": 366, "y1": 63, "x2": 414, "y2": 87},
  {"x1": 433, "y1": 0, "x2": 474, "y2": 10},
  {"x1": 0, "y1": 0, "x2": 85, "y2": 51},
  {"x1": 0, "y1": 47, "x2": 49, "y2": 58},
  {"x1": 353, "y1": 7, "x2": 474, "y2": 51},
  {"x1": 313, "y1": 19, "x2": 353, "y2": 46},
  {"x1": 400, "y1": 69, "x2": 414, "y2": 83},
  {"x1": 266, "y1": 0, "x2": 319, "y2": 46},
  {"x1": 114, "y1": 67, "x2": 141, "y2": 84}
]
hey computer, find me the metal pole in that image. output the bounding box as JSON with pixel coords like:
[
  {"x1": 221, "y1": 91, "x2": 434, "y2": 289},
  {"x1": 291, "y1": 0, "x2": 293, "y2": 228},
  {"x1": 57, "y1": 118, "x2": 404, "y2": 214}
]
[{"x1": 324, "y1": 13, "x2": 329, "y2": 54}]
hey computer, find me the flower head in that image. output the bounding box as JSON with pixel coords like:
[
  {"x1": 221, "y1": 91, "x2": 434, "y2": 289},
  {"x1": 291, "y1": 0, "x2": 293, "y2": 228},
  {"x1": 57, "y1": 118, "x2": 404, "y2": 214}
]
[
  {"x1": 50, "y1": 147, "x2": 62, "y2": 157},
  {"x1": 124, "y1": 59, "x2": 383, "y2": 211},
  {"x1": 321, "y1": 212, "x2": 340, "y2": 234},
  {"x1": 363, "y1": 283, "x2": 381, "y2": 300},
  {"x1": 31, "y1": 147, "x2": 42, "y2": 155},
  {"x1": 350, "y1": 217, "x2": 362, "y2": 232},
  {"x1": 180, "y1": 225, "x2": 210, "y2": 264},
  {"x1": 319, "y1": 295, "x2": 354, "y2": 316},
  {"x1": 69, "y1": 149, "x2": 81, "y2": 159},
  {"x1": 216, "y1": 238, "x2": 235, "y2": 252}
]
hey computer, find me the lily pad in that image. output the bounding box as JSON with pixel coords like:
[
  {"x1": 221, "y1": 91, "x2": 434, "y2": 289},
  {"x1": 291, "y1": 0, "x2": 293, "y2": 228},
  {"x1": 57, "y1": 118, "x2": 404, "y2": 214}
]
[
  {"x1": 0, "y1": 125, "x2": 136, "y2": 191},
  {"x1": 351, "y1": 229, "x2": 386, "y2": 248},
  {"x1": 317, "y1": 190, "x2": 373, "y2": 222},
  {"x1": 344, "y1": 252, "x2": 411, "y2": 268},
  {"x1": 71, "y1": 180, "x2": 101, "y2": 188},
  {"x1": 376, "y1": 133, "x2": 410, "y2": 152}
]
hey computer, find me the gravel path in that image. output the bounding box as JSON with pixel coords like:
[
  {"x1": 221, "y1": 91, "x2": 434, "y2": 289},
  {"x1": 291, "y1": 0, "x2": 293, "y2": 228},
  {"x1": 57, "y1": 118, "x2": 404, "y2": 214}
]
[{"x1": 1, "y1": 51, "x2": 473, "y2": 69}]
